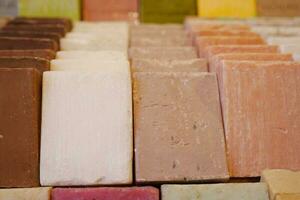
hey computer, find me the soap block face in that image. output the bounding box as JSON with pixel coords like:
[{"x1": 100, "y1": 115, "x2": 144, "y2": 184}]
[
  {"x1": 0, "y1": 57, "x2": 50, "y2": 73},
  {"x1": 0, "y1": 0, "x2": 18, "y2": 16},
  {"x1": 162, "y1": 183, "x2": 269, "y2": 200},
  {"x1": 0, "y1": 37, "x2": 58, "y2": 51},
  {"x1": 40, "y1": 71, "x2": 132, "y2": 186},
  {"x1": 19, "y1": 0, "x2": 81, "y2": 20},
  {"x1": 220, "y1": 61, "x2": 300, "y2": 177},
  {"x1": 52, "y1": 187, "x2": 159, "y2": 200},
  {"x1": 0, "y1": 68, "x2": 41, "y2": 187},
  {"x1": 0, "y1": 187, "x2": 51, "y2": 200},
  {"x1": 0, "y1": 50, "x2": 56, "y2": 60},
  {"x1": 280, "y1": 45, "x2": 300, "y2": 54},
  {"x1": 261, "y1": 169, "x2": 300, "y2": 200},
  {"x1": 131, "y1": 58, "x2": 207, "y2": 72},
  {"x1": 140, "y1": 0, "x2": 197, "y2": 23},
  {"x1": 130, "y1": 36, "x2": 192, "y2": 47},
  {"x1": 276, "y1": 194, "x2": 300, "y2": 200},
  {"x1": 83, "y1": 0, "x2": 138, "y2": 21},
  {"x1": 129, "y1": 47, "x2": 198, "y2": 60},
  {"x1": 256, "y1": 0, "x2": 300, "y2": 17},
  {"x1": 56, "y1": 51, "x2": 127, "y2": 60},
  {"x1": 198, "y1": 0, "x2": 257, "y2": 18},
  {"x1": 267, "y1": 37, "x2": 300, "y2": 46},
  {"x1": 133, "y1": 72, "x2": 229, "y2": 183}
]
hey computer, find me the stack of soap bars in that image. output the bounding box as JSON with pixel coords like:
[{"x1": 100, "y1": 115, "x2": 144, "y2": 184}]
[{"x1": 0, "y1": 16, "x2": 299, "y2": 200}]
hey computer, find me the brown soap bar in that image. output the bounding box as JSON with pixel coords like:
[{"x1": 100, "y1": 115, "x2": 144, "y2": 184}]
[
  {"x1": 0, "y1": 30, "x2": 61, "y2": 45},
  {"x1": 9, "y1": 17, "x2": 73, "y2": 31},
  {"x1": 133, "y1": 72, "x2": 229, "y2": 183},
  {"x1": 2, "y1": 24, "x2": 67, "y2": 37},
  {"x1": 131, "y1": 58, "x2": 207, "y2": 72},
  {"x1": 0, "y1": 49, "x2": 56, "y2": 60},
  {"x1": 0, "y1": 68, "x2": 41, "y2": 187},
  {"x1": 0, "y1": 37, "x2": 58, "y2": 51},
  {"x1": 0, "y1": 57, "x2": 50, "y2": 73}
]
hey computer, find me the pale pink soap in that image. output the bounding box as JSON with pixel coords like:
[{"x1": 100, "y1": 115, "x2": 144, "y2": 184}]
[
  {"x1": 131, "y1": 58, "x2": 207, "y2": 72},
  {"x1": 129, "y1": 47, "x2": 198, "y2": 60},
  {"x1": 52, "y1": 187, "x2": 159, "y2": 200},
  {"x1": 196, "y1": 36, "x2": 266, "y2": 58},
  {"x1": 220, "y1": 61, "x2": 300, "y2": 177}
]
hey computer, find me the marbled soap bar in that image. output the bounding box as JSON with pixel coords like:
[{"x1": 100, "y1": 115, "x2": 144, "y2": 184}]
[
  {"x1": 40, "y1": 70, "x2": 132, "y2": 186},
  {"x1": 261, "y1": 169, "x2": 300, "y2": 200},
  {"x1": 56, "y1": 51, "x2": 127, "y2": 60},
  {"x1": 0, "y1": 187, "x2": 51, "y2": 200},
  {"x1": 129, "y1": 47, "x2": 197, "y2": 60},
  {"x1": 0, "y1": 49, "x2": 55, "y2": 60},
  {"x1": 133, "y1": 72, "x2": 228, "y2": 183},
  {"x1": 131, "y1": 58, "x2": 207, "y2": 72},
  {"x1": 0, "y1": 68, "x2": 41, "y2": 187},
  {"x1": 0, "y1": 37, "x2": 58, "y2": 51},
  {"x1": 19, "y1": 0, "x2": 81, "y2": 20},
  {"x1": 198, "y1": 0, "x2": 257, "y2": 18},
  {"x1": 52, "y1": 187, "x2": 159, "y2": 200},
  {"x1": 162, "y1": 183, "x2": 269, "y2": 200},
  {"x1": 220, "y1": 61, "x2": 300, "y2": 177},
  {"x1": 140, "y1": 0, "x2": 197, "y2": 23},
  {"x1": 0, "y1": 57, "x2": 50, "y2": 73}
]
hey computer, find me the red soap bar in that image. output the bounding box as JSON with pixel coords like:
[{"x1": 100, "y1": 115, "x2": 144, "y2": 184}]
[{"x1": 52, "y1": 187, "x2": 159, "y2": 200}]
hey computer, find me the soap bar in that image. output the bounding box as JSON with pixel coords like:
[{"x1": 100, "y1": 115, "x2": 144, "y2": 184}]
[
  {"x1": 131, "y1": 58, "x2": 207, "y2": 72},
  {"x1": 40, "y1": 70, "x2": 132, "y2": 186},
  {"x1": 129, "y1": 47, "x2": 198, "y2": 60},
  {"x1": 0, "y1": 68, "x2": 41, "y2": 187},
  {"x1": 83, "y1": 0, "x2": 138, "y2": 21},
  {"x1": 198, "y1": 0, "x2": 257, "y2": 18},
  {"x1": 52, "y1": 187, "x2": 159, "y2": 200},
  {"x1": 0, "y1": 49, "x2": 56, "y2": 60},
  {"x1": 220, "y1": 61, "x2": 300, "y2": 177},
  {"x1": 0, "y1": 0, "x2": 18, "y2": 16},
  {"x1": 294, "y1": 54, "x2": 300, "y2": 61},
  {"x1": 0, "y1": 37, "x2": 58, "y2": 51},
  {"x1": 256, "y1": 0, "x2": 300, "y2": 17},
  {"x1": 130, "y1": 36, "x2": 192, "y2": 47},
  {"x1": 0, "y1": 57, "x2": 50, "y2": 73},
  {"x1": 133, "y1": 72, "x2": 228, "y2": 183},
  {"x1": 51, "y1": 59, "x2": 129, "y2": 72},
  {"x1": 139, "y1": 0, "x2": 197, "y2": 23},
  {"x1": 261, "y1": 169, "x2": 300, "y2": 200},
  {"x1": 196, "y1": 30, "x2": 260, "y2": 37},
  {"x1": 56, "y1": 51, "x2": 127, "y2": 60},
  {"x1": 162, "y1": 183, "x2": 269, "y2": 200},
  {"x1": 280, "y1": 45, "x2": 300, "y2": 54},
  {"x1": 276, "y1": 194, "x2": 300, "y2": 200},
  {"x1": 0, "y1": 187, "x2": 51, "y2": 200},
  {"x1": 19, "y1": 0, "x2": 81, "y2": 20},
  {"x1": 267, "y1": 37, "x2": 300, "y2": 45},
  {"x1": 196, "y1": 36, "x2": 265, "y2": 58}
]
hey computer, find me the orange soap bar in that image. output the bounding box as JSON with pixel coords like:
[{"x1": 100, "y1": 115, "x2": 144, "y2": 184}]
[
  {"x1": 220, "y1": 61, "x2": 300, "y2": 177},
  {"x1": 196, "y1": 36, "x2": 265, "y2": 58}
]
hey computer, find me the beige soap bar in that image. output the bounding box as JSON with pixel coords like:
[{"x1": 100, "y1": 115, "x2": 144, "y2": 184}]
[
  {"x1": 261, "y1": 169, "x2": 300, "y2": 200},
  {"x1": 0, "y1": 187, "x2": 51, "y2": 200},
  {"x1": 56, "y1": 51, "x2": 127, "y2": 60},
  {"x1": 276, "y1": 194, "x2": 300, "y2": 200},
  {"x1": 162, "y1": 183, "x2": 269, "y2": 200},
  {"x1": 131, "y1": 58, "x2": 207, "y2": 72},
  {"x1": 130, "y1": 36, "x2": 192, "y2": 47},
  {"x1": 280, "y1": 45, "x2": 300, "y2": 54},
  {"x1": 40, "y1": 71, "x2": 132, "y2": 186},
  {"x1": 267, "y1": 37, "x2": 300, "y2": 45},
  {"x1": 129, "y1": 47, "x2": 198, "y2": 60}
]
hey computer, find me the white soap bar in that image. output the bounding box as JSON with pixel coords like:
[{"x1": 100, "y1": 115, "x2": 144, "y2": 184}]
[
  {"x1": 0, "y1": 187, "x2": 51, "y2": 200},
  {"x1": 267, "y1": 37, "x2": 300, "y2": 45},
  {"x1": 251, "y1": 26, "x2": 278, "y2": 36},
  {"x1": 40, "y1": 71, "x2": 132, "y2": 186},
  {"x1": 73, "y1": 21, "x2": 129, "y2": 34},
  {"x1": 56, "y1": 51, "x2": 127, "y2": 60},
  {"x1": 280, "y1": 45, "x2": 300, "y2": 54},
  {"x1": 293, "y1": 54, "x2": 300, "y2": 61},
  {"x1": 50, "y1": 59, "x2": 130, "y2": 72}
]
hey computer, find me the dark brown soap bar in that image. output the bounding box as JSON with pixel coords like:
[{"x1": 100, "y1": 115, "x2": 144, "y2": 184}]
[
  {"x1": 0, "y1": 57, "x2": 50, "y2": 73},
  {"x1": 0, "y1": 68, "x2": 41, "y2": 187},
  {"x1": 2, "y1": 24, "x2": 67, "y2": 37},
  {"x1": 0, "y1": 49, "x2": 56, "y2": 60},
  {"x1": 0, "y1": 37, "x2": 58, "y2": 51},
  {"x1": 9, "y1": 17, "x2": 73, "y2": 31},
  {"x1": 0, "y1": 30, "x2": 61, "y2": 45}
]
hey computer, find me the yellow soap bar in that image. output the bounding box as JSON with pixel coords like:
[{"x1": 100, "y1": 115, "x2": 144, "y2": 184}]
[{"x1": 198, "y1": 0, "x2": 256, "y2": 18}]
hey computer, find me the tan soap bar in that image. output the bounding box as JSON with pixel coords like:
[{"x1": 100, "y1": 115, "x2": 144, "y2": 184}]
[
  {"x1": 261, "y1": 169, "x2": 300, "y2": 200},
  {"x1": 276, "y1": 194, "x2": 300, "y2": 200},
  {"x1": 196, "y1": 36, "x2": 266, "y2": 58},
  {"x1": 129, "y1": 47, "x2": 198, "y2": 60},
  {"x1": 130, "y1": 36, "x2": 192, "y2": 47},
  {"x1": 133, "y1": 72, "x2": 228, "y2": 183},
  {"x1": 0, "y1": 187, "x2": 51, "y2": 200},
  {"x1": 162, "y1": 183, "x2": 269, "y2": 200},
  {"x1": 131, "y1": 58, "x2": 207, "y2": 72},
  {"x1": 220, "y1": 61, "x2": 300, "y2": 177}
]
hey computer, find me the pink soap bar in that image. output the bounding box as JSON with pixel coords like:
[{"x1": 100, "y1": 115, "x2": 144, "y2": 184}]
[
  {"x1": 52, "y1": 187, "x2": 159, "y2": 200},
  {"x1": 196, "y1": 36, "x2": 266, "y2": 58}
]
